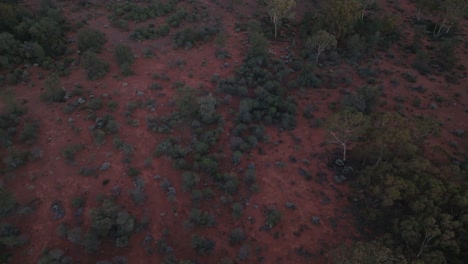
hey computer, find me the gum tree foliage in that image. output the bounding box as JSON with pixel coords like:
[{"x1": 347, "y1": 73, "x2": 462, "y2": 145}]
[
  {"x1": 326, "y1": 110, "x2": 369, "y2": 162},
  {"x1": 432, "y1": 0, "x2": 468, "y2": 38},
  {"x1": 0, "y1": 1, "x2": 70, "y2": 68},
  {"x1": 323, "y1": 0, "x2": 361, "y2": 41},
  {"x1": 331, "y1": 241, "x2": 407, "y2": 264},
  {"x1": 306, "y1": 30, "x2": 337, "y2": 64},
  {"x1": 355, "y1": 157, "x2": 468, "y2": 262},
  {"x1": 343, "y1": 112, "x2": 467, "y2": 263},
  {"x1": 264, "y1": 0, "x2": 296, "y2": 38},
  {"x1": 358, "y1": 0, "x2": 376, "y2": 20}
]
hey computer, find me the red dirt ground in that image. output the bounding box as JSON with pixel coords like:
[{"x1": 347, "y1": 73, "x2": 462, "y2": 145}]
[{"x1": 1, "y1": 0, "x2": 466, "y2": 263}]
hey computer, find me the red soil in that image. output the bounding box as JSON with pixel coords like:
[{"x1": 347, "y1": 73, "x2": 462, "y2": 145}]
[{"x1": 1, "y1": 0, "x2": 466, "y2": 263}]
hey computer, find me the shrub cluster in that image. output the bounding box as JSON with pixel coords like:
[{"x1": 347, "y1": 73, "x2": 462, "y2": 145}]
[
  {"x1": 130, "y1": 24, "x2": 170, "y2": 41},
  {"x1": 173, "y1": 24, "x2": 221, "y2": 50}
]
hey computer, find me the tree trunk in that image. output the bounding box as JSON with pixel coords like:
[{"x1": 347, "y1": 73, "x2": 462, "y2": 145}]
[
  {"x1": 274, "y1": 22, "x2": 277, "y2": 38},
  {"x1": 343, "y1": 143, "x2": 347, "y2": 162},
  {"x1": 315, "y1": 51, "x2": 321, "y2": 65}
]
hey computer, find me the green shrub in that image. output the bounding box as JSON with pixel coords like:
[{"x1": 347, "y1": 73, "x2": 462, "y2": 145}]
[
  {"x1": 189, "y1": 209, "x2": 216, "y2": 227},
  {"x1": 229, "y1": 228, "x2": 246, "y2": 245},
  {"x1": 265, "y1": 209, "x2": 282, "y2": 228},
  {"x1": 77, "y1": 27, "x2": 106, "y2": 53},
  {"x1": 37, "y1": 248, "x2": 73, "y2": 264},
  {"x1": 114, "y1": 44, "x2": 133, "y2": 66},
  {"x1": 41, "y1": 73, "x2": 65, "y2": 102},
  {"x1": 231, "y1": 202, "x2": 243, "y2": 218},
  {"x1": 0, "y1": 187, "x2": 16, "y2": 216},
  {"x1": 3, "y1": 148, "x2": 29, "y2": 169},
  {"x1": 191, "y1": 234, "x2": 215, "y2": 255},
  {"x1": 82, "y1": 51, "x2": 109, "y2": 80},
  {"x1": 130, "y1": 24, "x2": 170, "y2": 41},
  {"x1": 71, "y1": 196, "x2": 85, "y2": 208},
  {"x1": 86, "y1": 98, "x2": 103, "y2": 110},
  {"x1": 62, "y1": 144, "x2": 84, "y2": 161},
  {"x1": 19, "y1": 121, "x2": 39, "y2": 144},
  {"x1": 343, "y1": 86, "x2": 381, "y2": 114}
]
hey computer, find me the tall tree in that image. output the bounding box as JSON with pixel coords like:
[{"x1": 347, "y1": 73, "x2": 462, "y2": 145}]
[
  {"x1": 323, "y1": 0, "x2": 361, "y2": 41},
  {"x1": 306, "y1": 30, "x2": 337, "y2": 64},
  {"x1": 326, "y1": 110, "x2": 369, "y2": 162},
  {"x1": 264, "y1": 0, "x2": 296, "y2": 38},
  {"x1": 433, "y1": 0, "x2": 468, "y2": 38},
  {"x1": 358, "y1": 0, "x2": 376, "y2": 20}
]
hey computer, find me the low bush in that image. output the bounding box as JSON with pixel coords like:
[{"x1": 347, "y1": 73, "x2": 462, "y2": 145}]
[
  {"x1": 77, "y1": 27, "x2": 106, "y2": 53},
  {"x1": 82, "y1": 51, "x2": 109, "y2": 80}
]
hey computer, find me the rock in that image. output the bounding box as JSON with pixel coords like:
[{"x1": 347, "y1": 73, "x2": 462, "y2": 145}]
[
  {"x1": 285, "y1": 202, "x2": 296, "y2": 209},
  {"x1": 68, "y1": 118, "x2": 74, "y2": 123},
  {"x1": 51, "y1": 201, "x2": 65, "y2": 220},
  {"x1": 312, "y1": 216, "x2": 320, "y2": 224},
  {"x1": 77, "y1": 98, "x2": 86, "y2": 104},
  {"x1": 100, "y1": 162, "x2": 111, "y2": 171},
  {"x1": 122, "y1": 83, "x2": 128, "y2": 87},
  {"x1": 136, "y1": 91, "x2": 144, "y2": 96}
]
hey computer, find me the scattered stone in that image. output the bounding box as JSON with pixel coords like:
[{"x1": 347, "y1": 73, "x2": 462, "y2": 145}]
[
  {"x1": 289, "y1": 155, "x2": 297, "y2": 163},
  {"x1": 312, "y1": 216, "x2": 320, "y2": 224},
  {"x1": 74, "y1": 208, "x2": 84, "y2": 217},
  {"x1": 136, "y1": 91, "x2": 144, "y2": 96},
  {"x1": 102, "y1": 93, "x2": 109, "y2": 98},
  {"x1": 51, "y1": 201, "x2": 65, "y2": 220},
  {"x1": 68, "y1": 118, "x2": 74, "y2": 123},
  {"x1": 334, "y1": 175, "x2": 347, "y2": 183},
  {"x1": 167, "y1": 187, "x2": 176, "y2": 196},
  {"x1": 285, "y1": 202, "x2": 296, "y2": 209},
  {"x1": 122, "y1": 83, "x2": 128, "y2": 87},
  {"x1": 153, "y1": 175, "x2": 161, "y2": 180},
  {"x1": 335, "y1": 159, "x2": 344, "y2": 166},
  {"x1": 111, "y1": 186, "x2": 121, "y2": 196},
  {"x1": 77, "y1": 98, "x2": 86, "y2": 104},
  {"x1": 100, "y1": 162, "x2": 111, "y2": 171}
]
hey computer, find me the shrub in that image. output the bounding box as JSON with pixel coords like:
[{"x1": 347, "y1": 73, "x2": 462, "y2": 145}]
[
  {"x1": 130, "y1": 24, "x2": 170, "y2": 41},
  {"x1": 37, "y1": 248, "x2": 71, "y2": 264},
  {"x1": 189, "y1": 209, "x2": 216, "y2": 227},
  {"x1": 71, "y1": 196, "x2": 85, "y2": 208},
  {"x1": 62, "y1": 144, "x2": 84, "y2": 162},
  {"x1": 182, "y1": 172, "x2": 199, "y2": 191},
  {"x1": 20, "y1": 122, "x2": 39, "y2": 144},
  {"x1": 265, "y1": 209, "x2": 282, "y2": 228},
  {"x1": 0, "y1": 187, "x2": 16, "y2": 216},
  {"x1": 86, "y1": 98, "x2": 103, "y2": 110},
  {"x1": 82, "y1": 51, "x2": 109, "y2": 80},
  {"x1": 342, "y1": 86, "x2": 381, "y2": 114},
  {"x1": 191, "y1": 234, "x2": 215, "y2": 255},
  {"x1": 3, "y1": 148, "x2": 29, "y2": 169},
  {"x1": 114, "y1": 44, "x2": 134, "y2": 75},
  {"x1": 229, "y1": 228, "x2": 246, "y2": 245},
  {"x1": 231, "y1": 202, "x2": 243, "y2": 218},
  {"x1": 77, "y1": 27, "x2": 106, "y2": 53},
  {"x1": 41, "y1": 73, "x2": 65, "y2": 102}
]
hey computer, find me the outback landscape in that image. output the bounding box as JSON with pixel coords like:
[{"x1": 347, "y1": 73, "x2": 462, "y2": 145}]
[{"x1": 0, "y1": 0, "x2": 467, "y2": 263}]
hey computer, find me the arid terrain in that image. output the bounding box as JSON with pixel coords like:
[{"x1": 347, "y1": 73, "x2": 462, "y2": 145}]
[{"x1": 0, "y1": 0, "x2": 467, "y2": 263}]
